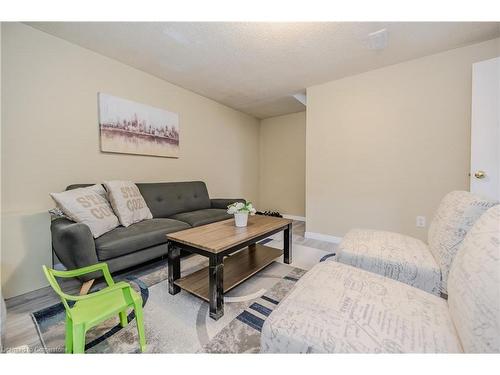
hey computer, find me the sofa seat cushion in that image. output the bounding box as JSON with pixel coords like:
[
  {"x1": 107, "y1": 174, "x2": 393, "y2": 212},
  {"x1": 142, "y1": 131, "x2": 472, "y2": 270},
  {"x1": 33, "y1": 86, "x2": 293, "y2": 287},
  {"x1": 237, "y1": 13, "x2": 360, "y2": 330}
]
[
  {"x1": 95, "y1": 218, "x2": 190, "y2": 260},
  {"x1": 169, "y1": 209, "x2": 232, "y2": 227},
  {"x1": 337, "y1": 229, "x2": 442, "y2": 295},
  {"x1": 261, "y1": 261, "x2": 462, "y2": 353}
]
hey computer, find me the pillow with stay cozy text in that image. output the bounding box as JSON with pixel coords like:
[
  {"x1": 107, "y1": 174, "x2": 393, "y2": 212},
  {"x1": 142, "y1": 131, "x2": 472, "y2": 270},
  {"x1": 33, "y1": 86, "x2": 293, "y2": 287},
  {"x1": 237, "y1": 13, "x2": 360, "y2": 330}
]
[
  {"x1": 103, "y1": 181, "x2": 153, "y2": 227},
  {"x1": 50, "y1": 184, "x2": 120, "y2": 238}
]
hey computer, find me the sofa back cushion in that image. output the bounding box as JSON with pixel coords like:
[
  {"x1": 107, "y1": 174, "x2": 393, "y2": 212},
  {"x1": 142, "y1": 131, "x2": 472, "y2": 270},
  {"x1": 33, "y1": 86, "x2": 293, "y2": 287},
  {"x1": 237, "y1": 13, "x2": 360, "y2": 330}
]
[
  {"x1": 66, "y1": 184, "x2": 95, "y2": 190},
  {"x1": 447, "y1": 205, "x2": 500, "y2": 353},
  {"x1": 67, "y1": 181, "x2": 211, "y2": 219},
  {"x1": 136, "y1": 181, "x2": 211, "y2": 218},
  {"x1": 427, "y1": 191, "x2": 497, "y2": 293}
]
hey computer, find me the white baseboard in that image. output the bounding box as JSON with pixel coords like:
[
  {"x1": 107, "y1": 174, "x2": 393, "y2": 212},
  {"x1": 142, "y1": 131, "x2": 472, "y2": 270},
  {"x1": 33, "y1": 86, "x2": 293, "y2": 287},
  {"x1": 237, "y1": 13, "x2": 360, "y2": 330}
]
[
  {"x1": 305, "y1": 231, "x2": 343, "y2": 244},
  {"x1": 282, "y1": 214, "x2": 306, "y2": 221}
]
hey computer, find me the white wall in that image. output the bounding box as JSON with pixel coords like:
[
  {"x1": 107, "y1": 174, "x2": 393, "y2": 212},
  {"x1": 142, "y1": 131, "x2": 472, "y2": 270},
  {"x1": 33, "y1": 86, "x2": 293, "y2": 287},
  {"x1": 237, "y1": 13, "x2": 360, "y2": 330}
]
[
  {"x1": 306, "y1": 38, "x2": 500, "y2": 241},
  {"x1": 0, "y1": 22, "x2": 3, "y2": 302},
  {"x1": 259, "y1": 111, "x2": 306, "y2": 217}
]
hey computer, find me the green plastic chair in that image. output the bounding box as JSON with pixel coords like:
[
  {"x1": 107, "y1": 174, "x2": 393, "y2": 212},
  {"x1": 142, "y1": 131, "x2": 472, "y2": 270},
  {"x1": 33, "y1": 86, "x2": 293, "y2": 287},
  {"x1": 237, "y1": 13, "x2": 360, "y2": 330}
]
[{"x1": 42, "y1": 263, "x2": 146, "y2": 353}]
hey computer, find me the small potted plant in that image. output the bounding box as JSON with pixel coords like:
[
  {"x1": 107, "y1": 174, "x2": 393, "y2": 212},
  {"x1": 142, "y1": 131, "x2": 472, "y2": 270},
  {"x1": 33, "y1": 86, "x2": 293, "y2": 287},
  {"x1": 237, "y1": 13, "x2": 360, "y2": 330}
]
[{"x1": 227, "y1": 202, "x2": 256, "y2": 227}]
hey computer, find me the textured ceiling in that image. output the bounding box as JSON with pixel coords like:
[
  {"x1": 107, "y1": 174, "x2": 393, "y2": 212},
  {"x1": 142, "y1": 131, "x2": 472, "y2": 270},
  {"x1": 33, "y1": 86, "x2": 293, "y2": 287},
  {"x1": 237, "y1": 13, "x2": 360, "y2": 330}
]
[{"x1": 27, "y1": 22, "x2": 500, "y2": 119}]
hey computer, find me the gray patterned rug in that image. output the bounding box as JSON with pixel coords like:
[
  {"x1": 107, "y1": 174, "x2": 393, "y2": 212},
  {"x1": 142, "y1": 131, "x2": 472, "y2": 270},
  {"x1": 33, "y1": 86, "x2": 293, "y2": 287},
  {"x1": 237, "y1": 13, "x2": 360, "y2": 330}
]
[{"x1": 31, "y1": 240, "x2": 333, "y2": 353}]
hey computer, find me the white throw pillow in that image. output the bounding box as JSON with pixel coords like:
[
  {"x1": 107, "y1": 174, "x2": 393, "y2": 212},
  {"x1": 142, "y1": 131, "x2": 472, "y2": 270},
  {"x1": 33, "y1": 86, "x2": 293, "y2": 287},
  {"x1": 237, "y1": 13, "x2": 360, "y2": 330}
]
[
  {"x1": 50, "y1": 184, "x2": 119, "y2": 238},
  {"x1": 104, "y1": 181, "x2": 153, "y2": 227}
]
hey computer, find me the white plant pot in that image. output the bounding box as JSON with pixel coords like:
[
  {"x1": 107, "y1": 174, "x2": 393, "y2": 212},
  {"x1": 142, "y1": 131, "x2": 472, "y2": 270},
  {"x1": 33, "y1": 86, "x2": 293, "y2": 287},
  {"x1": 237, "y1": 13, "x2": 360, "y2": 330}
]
[{"x1": 234, "y1": 212, "x2": 249, "y2": 227}]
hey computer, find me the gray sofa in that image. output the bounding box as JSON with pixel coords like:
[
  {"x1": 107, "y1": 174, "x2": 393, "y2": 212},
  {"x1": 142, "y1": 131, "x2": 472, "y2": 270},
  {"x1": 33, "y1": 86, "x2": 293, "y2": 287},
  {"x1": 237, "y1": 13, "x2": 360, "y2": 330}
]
[{"x1": 50, "y1": 181, "x2": 244, "y2": 283}]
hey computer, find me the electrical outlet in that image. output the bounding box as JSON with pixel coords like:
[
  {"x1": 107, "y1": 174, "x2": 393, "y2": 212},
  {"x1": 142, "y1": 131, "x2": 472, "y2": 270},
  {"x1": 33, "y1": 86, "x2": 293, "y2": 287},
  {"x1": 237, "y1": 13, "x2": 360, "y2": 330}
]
[{"x1": 416, "y1": 216, "x2": 426, "y2": 228}]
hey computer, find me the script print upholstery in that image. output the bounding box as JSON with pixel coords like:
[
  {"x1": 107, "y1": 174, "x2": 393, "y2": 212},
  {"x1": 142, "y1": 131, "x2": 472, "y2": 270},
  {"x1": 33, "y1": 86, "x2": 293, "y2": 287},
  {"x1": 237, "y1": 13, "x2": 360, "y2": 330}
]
[
  {"x1": 427, "y1": 191, "x2": 498, "y2": 293},
  {"x1": 337, "y1": 191, "x2": 497, "y2": 295},
  {"x1": 337, "y1": 229, "x2": 441, "y2": 295},
  {"x1": 260, "y1": 261, "x2": 462, "y2": 353},
  {"x1": 447, "y1": 205, "x2": 500, "y2": 353}
]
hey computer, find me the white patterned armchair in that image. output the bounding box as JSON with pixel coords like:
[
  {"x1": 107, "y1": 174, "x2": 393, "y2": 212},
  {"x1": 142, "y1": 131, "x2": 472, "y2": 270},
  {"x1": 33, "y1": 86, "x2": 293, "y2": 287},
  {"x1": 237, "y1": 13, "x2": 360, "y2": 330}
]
[
  {"x1": 261, "y1": 205, "x2": 500, "y2": 353},
  {"x1": 336, "y1": 191, "x2": 497, "y2": 296}
]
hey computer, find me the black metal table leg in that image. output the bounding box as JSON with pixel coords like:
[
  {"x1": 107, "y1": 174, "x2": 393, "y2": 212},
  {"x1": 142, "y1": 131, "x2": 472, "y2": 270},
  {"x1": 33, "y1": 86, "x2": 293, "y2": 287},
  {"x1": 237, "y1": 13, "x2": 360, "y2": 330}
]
[
  {"x1": 167, "y1": 242, "x2": 181, "y2": 295},
  {"x1": 209, "y1": 254, "x2": 224, "y2": 320},
  {"x1": 284, "y1": 223, "x2": 292, "y2": 264}
]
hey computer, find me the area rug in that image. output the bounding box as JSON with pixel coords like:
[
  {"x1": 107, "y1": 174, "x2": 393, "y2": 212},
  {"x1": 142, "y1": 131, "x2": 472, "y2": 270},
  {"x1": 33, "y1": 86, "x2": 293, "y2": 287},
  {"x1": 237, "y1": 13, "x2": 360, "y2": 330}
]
[{"x1": 31, "y1": 241, "x2": 335, "y2": 353}]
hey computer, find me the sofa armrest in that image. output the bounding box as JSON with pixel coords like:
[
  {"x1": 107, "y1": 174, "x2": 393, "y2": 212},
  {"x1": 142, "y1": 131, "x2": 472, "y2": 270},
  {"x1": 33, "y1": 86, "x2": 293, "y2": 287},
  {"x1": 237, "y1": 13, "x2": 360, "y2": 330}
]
[
  {"x1": 210, "y1": 198, "x2": 246, "y2": 209},
  {"x1": 50, "y1": 218, "x2": 100, "y2": 281}
]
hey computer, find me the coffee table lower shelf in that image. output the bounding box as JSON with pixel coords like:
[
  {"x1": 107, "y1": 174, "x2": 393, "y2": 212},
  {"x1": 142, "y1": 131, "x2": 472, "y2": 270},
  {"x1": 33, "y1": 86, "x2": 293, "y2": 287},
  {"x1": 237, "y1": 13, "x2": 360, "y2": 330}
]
[{"x1": 174, "y1": 244, "x2": 283, "y2": 302}]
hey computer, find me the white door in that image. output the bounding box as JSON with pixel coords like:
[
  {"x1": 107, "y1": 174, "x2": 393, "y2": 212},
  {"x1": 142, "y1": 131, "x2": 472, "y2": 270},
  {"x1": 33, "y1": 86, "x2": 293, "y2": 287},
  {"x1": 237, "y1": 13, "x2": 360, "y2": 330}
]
[{"x1": 470, "y1": 57, "x2": 500, "y2": 201}]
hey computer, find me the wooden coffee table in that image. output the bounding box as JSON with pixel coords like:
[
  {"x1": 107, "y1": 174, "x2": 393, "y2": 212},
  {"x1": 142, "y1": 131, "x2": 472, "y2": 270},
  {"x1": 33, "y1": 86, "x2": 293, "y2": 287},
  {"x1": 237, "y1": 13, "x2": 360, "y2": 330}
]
[{"x1": 166, "y1": 215, "x2": 293, "y2": 320}]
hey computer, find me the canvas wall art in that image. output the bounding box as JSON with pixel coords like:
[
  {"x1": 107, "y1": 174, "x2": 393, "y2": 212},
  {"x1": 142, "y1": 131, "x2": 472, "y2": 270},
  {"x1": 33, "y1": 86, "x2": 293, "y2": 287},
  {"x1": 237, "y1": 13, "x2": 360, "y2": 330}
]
[{"x1": 98, "y1": 93, "x2": 179, "y2": 158}]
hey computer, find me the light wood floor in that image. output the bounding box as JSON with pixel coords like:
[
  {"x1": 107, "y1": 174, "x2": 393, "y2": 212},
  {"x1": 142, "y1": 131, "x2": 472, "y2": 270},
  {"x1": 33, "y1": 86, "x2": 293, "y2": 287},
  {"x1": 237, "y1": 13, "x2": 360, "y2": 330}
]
[{"x1": 3, "y1": 220, "x2": 336, "y2": 351}]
